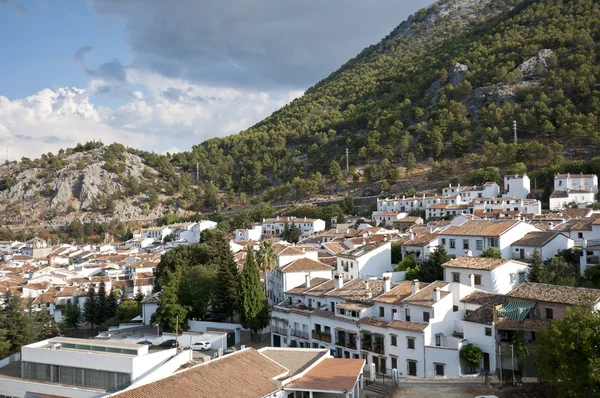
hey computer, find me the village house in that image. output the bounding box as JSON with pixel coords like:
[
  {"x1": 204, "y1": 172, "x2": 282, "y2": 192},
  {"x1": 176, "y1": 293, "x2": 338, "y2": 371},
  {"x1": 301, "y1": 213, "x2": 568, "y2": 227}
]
[
  {"x1": 371, "y1": 211, "x2": 409, "y2": 227},
  {"x1": 400, "y1": 233, "x2": 439, "y2": 262},
  {"x1": 441, "y1": 257, "x2": 530, "y2": 294},
  {"x1": 261, "y1": 216, "x2": 326, "y2": 236},
  {"x1": 471, "y1": 197, "x2": 542, "y2": 215},
  {"x1": 233, "y1": 224, "x2": 263, "y2": 242},
  {"x1": 140, "y1": 226, "x2": 173, "y2": 243},
  {"x1": 438, "y1": 220, "x2": 540, "y2": 259},
  {"x1": 510, "y1": 231, "x2": 574, "y2": 261},
  {"x1": 554, "y1": 172, "x2": 598, "y2": 193},
  {"x1": 502, "y1": 174, "x2": 531, "y2": 199},
  {"x1": 460, "y1": 182, "x2": 500, "y2": 201},
  {"x1": 336, "y1": 240, "x2": 392, "y2": 280},
  {"x1": 549, "y1": 189, "x2": 596, "y2": 210}
]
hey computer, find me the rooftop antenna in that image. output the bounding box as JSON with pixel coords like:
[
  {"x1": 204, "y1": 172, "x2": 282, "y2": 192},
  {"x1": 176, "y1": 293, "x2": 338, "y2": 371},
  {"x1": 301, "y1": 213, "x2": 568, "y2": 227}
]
[{"x1": 513, "y1": 120, "x2": 518, "y2": 144}]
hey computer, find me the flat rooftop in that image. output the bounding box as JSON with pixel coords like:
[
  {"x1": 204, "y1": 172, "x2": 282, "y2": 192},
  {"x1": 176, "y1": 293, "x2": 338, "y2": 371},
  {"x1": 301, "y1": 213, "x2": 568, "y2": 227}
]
[{"x1": 46, "y1": 337, "x2": 142, "y2": 350}]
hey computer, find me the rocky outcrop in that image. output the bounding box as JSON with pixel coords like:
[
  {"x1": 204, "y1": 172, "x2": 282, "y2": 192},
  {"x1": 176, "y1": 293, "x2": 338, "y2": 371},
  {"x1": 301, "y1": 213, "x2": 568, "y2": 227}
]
[
  {"x1": 448, "y1": 63, "x2": 468, "y2": 86},
  {"x1": 518, "y1": 49, "x2": 555, "y2": 76},
  {"x1": 463, "y1": 81, "x2": 539, "y2": 116}
]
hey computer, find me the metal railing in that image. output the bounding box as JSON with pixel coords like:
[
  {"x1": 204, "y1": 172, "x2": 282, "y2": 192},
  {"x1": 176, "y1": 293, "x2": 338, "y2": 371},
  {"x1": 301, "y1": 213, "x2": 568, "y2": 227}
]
[
  {"x1": 291, "y1": 329, "x2": 309, "y2": 339},
  {"x1": 336, "y1": 339, "x2": 357, "y2": 349},
  {"x1": 312, "y1": 331, "x2": 332, "y2": 343},
  {"x1": 272, "y1": 326, "x2": 288, "y2": 335}
]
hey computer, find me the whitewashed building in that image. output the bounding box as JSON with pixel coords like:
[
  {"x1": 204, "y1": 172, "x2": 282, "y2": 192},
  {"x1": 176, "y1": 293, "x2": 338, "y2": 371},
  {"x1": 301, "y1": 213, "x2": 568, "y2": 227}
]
[
  {"x1": 438, "y1": 220, "x2": 540, "y2": 259},
  {"x1": 337, "y1": 241, "x2": 392, "y2": 279},
  {"x1": 502, "y1": 174, "x2": 531, "y2": 199},
  {"x1": 233, "y1": 224, "x2": 263, "y2": 242},
  {"x1": 441, "y1": 257, "x2": 530, "y2": 294},
  {"x1": 549, "y1": 189, "x2": 596, "y2": 210},
  {"x1": 554, "y1": 173, "x2": 598, "y2": 193},
  {"x1": 140, "y1": 227, "x2": 173, "y2": 243},
  {"x1": 510, "y1": 231, "x2": 574, "y2": 261},
  {"x1": 471, "y1": 197, "x2": 542, "y2": 215}
]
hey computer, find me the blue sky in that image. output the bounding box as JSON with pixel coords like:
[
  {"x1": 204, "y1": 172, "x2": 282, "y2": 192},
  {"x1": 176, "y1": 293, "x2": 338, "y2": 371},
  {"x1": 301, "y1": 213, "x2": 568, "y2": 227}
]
[{"x1": 0, "y1": 0, "x2": 435, "y2": 160}]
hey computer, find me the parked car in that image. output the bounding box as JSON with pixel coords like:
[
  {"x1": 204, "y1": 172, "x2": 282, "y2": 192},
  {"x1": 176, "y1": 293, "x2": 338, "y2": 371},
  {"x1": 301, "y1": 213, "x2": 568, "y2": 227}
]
[
  {"x1": 137, "y1": 340, "x2": 153, "y2": 346},
  {"x1": 189, "y1": 341, "x2": 212, "y2": 351},
  {"x1": 158, "y1": 339, "x2": 179, "y2": 349}
]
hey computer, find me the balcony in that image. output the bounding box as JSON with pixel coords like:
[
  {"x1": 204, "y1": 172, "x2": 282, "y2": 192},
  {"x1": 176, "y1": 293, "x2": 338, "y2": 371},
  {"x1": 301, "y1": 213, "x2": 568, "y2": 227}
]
[
  {"x1": 312, "y1": 331, "x2": 332, "y2": 343},
  {"x1": 361, "y1": 334, "x2": 385, "y2": 355},
  {"x1": 336, "y1": 339, "x2": 357, "y2": 350},
  {"x1": 291, "y1": 329, "x2": 309, "y2": 340},
  {"x1": 272, "y1": 326, "x2": 288, "y2": 335}
]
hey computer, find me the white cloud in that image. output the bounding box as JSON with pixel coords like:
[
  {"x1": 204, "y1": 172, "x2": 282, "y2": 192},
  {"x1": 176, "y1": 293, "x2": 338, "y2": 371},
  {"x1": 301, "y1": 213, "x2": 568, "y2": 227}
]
[{"x1": 0, "y1": 71, "x2": 302, "y2": 160}]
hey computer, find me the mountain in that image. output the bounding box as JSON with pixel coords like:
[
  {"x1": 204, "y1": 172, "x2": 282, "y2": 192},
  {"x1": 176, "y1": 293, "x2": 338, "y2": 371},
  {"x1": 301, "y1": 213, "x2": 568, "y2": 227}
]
[
  {"x1": 3, "y1": 0, "x2": 600, "y2": 232},
  {"x1": 166, "y1": 0, "x2": 600, "y2": 193}
]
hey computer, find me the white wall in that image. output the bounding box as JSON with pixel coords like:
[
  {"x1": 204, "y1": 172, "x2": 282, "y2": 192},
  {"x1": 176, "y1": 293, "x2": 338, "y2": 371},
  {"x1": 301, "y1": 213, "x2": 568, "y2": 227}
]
[
  {"x1": 142, "y1": 302, "x2": 158, "y2": 325},
  {"x1": 511, "y1": 234, "x2": 574, "y2": 261},
  {"x1": 550, "y1": 191, "x2": 596, "y2": 210},
  {"x1": 0, "y1": 376, "x2": 107, "y2": 398},
  {"x1": 503, "y1": 175, "x2": 530, "y2": 199},
  {"x1": 128, "y1": 350, "x2": 193, "y2": 388},
  {"x1": 461, "y1": 321, "x2": 496, "y2": 372},
  {"x1": 424, "y1": 346, "x2": 460, "y2": 378}
]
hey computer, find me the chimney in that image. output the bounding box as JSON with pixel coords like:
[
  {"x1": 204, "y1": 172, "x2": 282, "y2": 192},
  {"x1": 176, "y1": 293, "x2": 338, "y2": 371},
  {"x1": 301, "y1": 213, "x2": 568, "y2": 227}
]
[
  {"x1": 305, "y1": 274, "x2": 311, "y2": 288},
  {"x1": 383, "y1": 275, "x2": 391, "y2": 293},
  {"x1": 334, "y1": 274, "x2": 344, "y2": 289},
  {"x1": 364, "y1": 280, "x2": 369, "y2": 290},
  {"x1": 469, "y1": 274, "x2": 475, "y2": 288},
  {"x1": 548, "y1": 222, "x2": 554, "y2": 230},
  {"x1": 433, "y1": 287, "x2": 440, "y2": 302},
  {"x1": 411, "y1": 280, "x2": 420, "y2": 295}
]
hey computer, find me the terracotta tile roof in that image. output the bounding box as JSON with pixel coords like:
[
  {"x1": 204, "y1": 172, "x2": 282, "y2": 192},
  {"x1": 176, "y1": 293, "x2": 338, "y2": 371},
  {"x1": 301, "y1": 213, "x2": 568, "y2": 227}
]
[
  {"x1": 359, "y1": 317, "x2": 388, "y2": 328},
  {"x1": 134, "y1": 278, "x2": 154, "y2": 286},
  {"x1": 508, "y1": 282, "x2": 600, "y2": 305},
  {"x1": 259, "y1": 348, "x2": 328, "y2": 377},
  {"x1": 387, "y1": 320, "x2": 429, "y2": 332},
  {"x1": 286, "y1": 278, "x2": 330, "y2": 295},
  {"x1": 402, "y1": 281, "x2": 449, "y2": 307},
  {"x1": 279, "y1": 258, "x2": 333, "y2": 273},
  {"x1": 460, "y1": 291, "x2": 507, "y2": 306},
  {"x1": 336, "y1": 302, "x2": 372, "y2": 311},
  {"x1": 33, "y1": 292, "x2": 56, "y2": 305},
  {"x1": 464, "y1": 306, "x2": 494, "y2": 325},
  {"x1": 112, "y1": 348, "x2": 286, "y2": 398},
  {"x1": 24, "y1": 282, "x2": 50, "y2": 290},
  {"x1": 284, "y1": 358, "x2": 364, "y2": 392},
  {"x1": 55, "y1": 286, "x2": 78, "y2": 297},
  {"x1": 495, "y1": 317, "x2": 551, "y2": 331},
  {"x1": 551, "y1": 189, "x2": 593, "y2": 198},
  {"x1": 557, "y1": 208, "x2": 593, "y2": 219},
  {"x1": 511, "y1": 231, "x2": 564, "y2": 247},
  {"x1": 339, "y1": 241, "x2": 390, "y2": 258},
  {"x1": 442, "y1": 257, "x2": 521, "y2": 271},
  {"x1": 402, "y1": 233, "x2": 439, "y2": 247},
  {"x1": 441, "y1": 220, "x2": 523, "y2": 237},
  {"x1": 321, "y1": 242, "x2": 347, "y2": 255},
  {"x1": 304, "y1": 279, "x2": 337, "y2": 297},
  {"x1": 555, "y1": 173, "x2": 596, "y2": 178},
  {"x1": 324, "y1": 278, "x2": 388, "y2": 303},
  {"x1": 427, "y1": 203, "x2": 449, "y2": 210},
  {"x1": 373, "y1": 281, "x2": 418, "y2": 305}
]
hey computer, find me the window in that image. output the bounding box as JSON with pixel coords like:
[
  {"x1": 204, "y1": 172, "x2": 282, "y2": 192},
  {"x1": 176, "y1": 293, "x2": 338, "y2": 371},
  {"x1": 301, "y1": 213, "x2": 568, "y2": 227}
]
[
  {"x1": 423, "y1": 311, "x2": 430, "y2": 323},
  {"x1": 452, "y1": 273, "x2": 460, "y2": 283},
  {"x1": 379, "y1": 306, "x2": 385, "y2": 317},
  {"x1": 391, "y1": 335, "x2": 397, "y2": 346},
  {"x1": 405, "y1": 308, "x2": 411, "y2": 322},
  {"x1": 485, "y1": 327, "x2": 492, "y2": 336},
  {"x1": 407, "y1": 338, "x2": 415, "y2": 349},
  {"x1": 474, "y1": 274, "x2": 482, "y2": 286},
  {"x1": 441, "y1": 238, "x2": 446, "y2": 245},
  {"x1": 463, "y1": 239, "x2": 469, "y2": 250},
  {"x1": 435, "y1": 335, "x2": 441, "y2": 346},
  {"x1": 435, "y1": 363, "x2": 445, "y2": 376},
  {"x1": 578, "y1": 232, "x2": 584, "y2": 239},
  {"x1": 453, "y1": 305, "x2": 459, "y2": 312},
  {"x1": 488, "y1": 237, "x2": 499, "y2": 248},
  {"x1": 518, "y1": 272, "x2": 526, "y2": 283},
  {"x1": 392, "y1": 308, "x2": 397, "y2": 318},
  {"x1": 476, "y1": 240, "x2": 483, "y2": 250},
  {"x1": 546, "y1": 308, "x2": 554, "y2": 320},
  {"x1": 449, "y1": 239, "x2": 456, "y2": 249}
]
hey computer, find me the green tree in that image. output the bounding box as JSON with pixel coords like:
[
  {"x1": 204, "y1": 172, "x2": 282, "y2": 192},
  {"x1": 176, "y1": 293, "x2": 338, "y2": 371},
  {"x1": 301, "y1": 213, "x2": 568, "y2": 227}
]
[
  {"x1": 528, "y1": 249, "x2": 544, "y2": 283},
  {"x1": 391, "y1": 243, "x2": 402, "y2": 264},
  {"x1": 419, "y1": 246, "x2": 450, "y2": 282},
  {"x1": 135, "y1": 288, "x2": 145, "y2": 303},
  {"x1": 538, "y1": 257, "x2": 580, "y2": 286},
  {"x1": 460, "y1": 343, "x2": 483, "y2": 373},
  {"x1": 62, "y1": 301, "x2": 82, "y2": 329},
  {"x1": 282, "y1": 221, "x2": 301, "y2": 244},
  {"x1": 179, "y1": 265, "x2": 217, "y2": 320},
  {"x1": 480, "y1": 247, "x2": 501, "y2": 258},
  {"x1": 394, "y1": 255, "x2": 417, "y2": 272},
  {"x1": 97, "y1": 281, "x2": 109, "y2": 326},
  {"x1": 83, "y1": 286, "x2": 98, "y2": 330},
  {"x1": 584, "y1": 265, "x2": 600, "y2": 289},
  {"x1": 340, "y1": 196, "x2": 355, "y2": 215},
  {"x1": 213, "y1": 236, "x2": 239, "y2": 321},
  {"x1": 116, "y1": 300, "x2": 142, "y2": 322},
  {"x1": 257, "y1": 240, "x2": 276, "y2": 303},
  {"x1": 536, "y1": 303, "x2": 600, "y2": 397},
  {"x1": 329, "y1": 160, "x2": 344, "y2": 184},
  {"x1": 152, "y1": 273, "x2": 190, "y2": 333},
  {"x1": 405, "y1": 153, "x2": 417, "y2": 172},
  {"x1": 238, "y1": 249, "x2": 270, "y2": 334}
]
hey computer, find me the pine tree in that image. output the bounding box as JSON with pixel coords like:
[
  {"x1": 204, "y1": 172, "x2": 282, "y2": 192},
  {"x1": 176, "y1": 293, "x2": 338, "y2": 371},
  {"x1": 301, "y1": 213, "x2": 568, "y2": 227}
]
[
  {"x1": 528, "y1": 249, "x2": 544, "y2": 283},
  {"x1": 83, "y1": 286, "x2": 98, "y2": 330},
  {"x1": 152, "y1": 276, "x2": 189, "y2": 333},
  {"x1": 135, "y1": 288, "x2": 145, "y2": 303},
  {"x1": 213, "y1": 236, "x2": 239, "y2": 321},
  {"x1": 238, "y1": 249, "x2": 269, "y2": 334},
  {"x1": 63, "y1": 300, "x2": 82, "y2": 329},
  {"x1": 329, "y1": 160, "x2": 344, "y2": 184}
]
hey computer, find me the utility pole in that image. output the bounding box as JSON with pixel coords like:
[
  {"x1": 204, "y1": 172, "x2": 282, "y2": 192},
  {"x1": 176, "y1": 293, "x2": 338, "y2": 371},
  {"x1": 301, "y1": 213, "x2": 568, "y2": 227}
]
[
  {"x1": 513, "y1": 120, "x2": 518, "y2": 144},
  {"x1": 345, "y1": 148, "x2": 349, "y2": 174}
]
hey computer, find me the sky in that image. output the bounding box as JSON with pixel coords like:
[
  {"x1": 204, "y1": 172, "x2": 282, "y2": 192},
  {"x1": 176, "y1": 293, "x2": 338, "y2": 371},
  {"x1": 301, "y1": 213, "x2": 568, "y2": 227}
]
[{"x1": 0, "y1": 0, "x2": 435, "y2": 160}]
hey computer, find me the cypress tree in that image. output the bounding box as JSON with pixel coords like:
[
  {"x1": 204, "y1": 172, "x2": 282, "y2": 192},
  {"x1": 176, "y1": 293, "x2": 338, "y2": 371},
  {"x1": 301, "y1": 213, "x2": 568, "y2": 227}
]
[
  {"x1": 97, "y1": 280, "x2": 108, "y2": 325},
  {"x1": 213, "y1": 234, "x2": 239, "y2": 321},
  {"x1": 528, "y1": 249, "x2": 544, "y2": 283},
  {"x1": 83, "y1": 286, "x2": 97, "y2": 330},
  {"x1": 239, "y1": 248, "x2": 269, "y2": 334},
  {"x1": 107, "y1": 288, "x2": 118, "y2": 319}
]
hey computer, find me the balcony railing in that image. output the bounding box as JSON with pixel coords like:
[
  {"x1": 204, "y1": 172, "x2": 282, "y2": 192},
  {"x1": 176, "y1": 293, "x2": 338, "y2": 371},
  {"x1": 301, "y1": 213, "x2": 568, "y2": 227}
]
[
  {"x1": 291, "y1": 330, "x2": 309, "y2": 339},
  {"x1": 272, "y1": 326, "x2": 288, "y2": 335},
  {"x1": 336, "y1": 339, "x2": 357, "y2": 350},
  {"x1": 312, "y1": 331, "x2": 332, "y2": 343},
  {"x1": 361, "y1": 343, "x2": 385, "y2": 355}
]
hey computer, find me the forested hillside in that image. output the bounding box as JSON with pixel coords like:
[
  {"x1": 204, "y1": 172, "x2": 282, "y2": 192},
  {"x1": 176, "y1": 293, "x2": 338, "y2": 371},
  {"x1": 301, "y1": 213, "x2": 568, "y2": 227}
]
[{"x1": 167, "y1": 0, "x2": 600, "y2": 194}]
